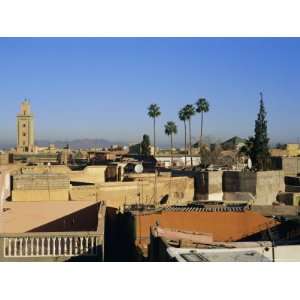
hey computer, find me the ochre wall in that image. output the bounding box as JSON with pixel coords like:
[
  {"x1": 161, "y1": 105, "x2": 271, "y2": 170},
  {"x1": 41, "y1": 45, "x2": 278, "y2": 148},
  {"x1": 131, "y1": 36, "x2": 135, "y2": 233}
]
[
  {"x1": 70, "y1": 176, "x2": 194, "y2": 208},
  {"x1": 12, "y1": 189, "x2": 69, "y2": 201}
]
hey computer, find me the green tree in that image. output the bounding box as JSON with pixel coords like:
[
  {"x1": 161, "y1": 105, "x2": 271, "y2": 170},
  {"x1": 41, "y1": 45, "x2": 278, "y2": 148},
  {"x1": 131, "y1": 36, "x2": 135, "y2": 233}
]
[
  {"x1": 141, "y1": 134, "x2": 151, "y2": 156},
  {"x1": 252, "y1": 93, "x2": 270, "y2": 170},
  {"x1": 182, "y1": 104, "x2": 196, "y2": 166},
  {"x1": 164, "y1": 121, "x2": 178, "y2": 165},
  {"x1": 241, "y1": 94, "x2": 270, "y2": 170},
  {"x1": 178, "y1": 107, "x2": 188, "y2": 166},
  {"x1": 147, "y1": 103, "x2": 161, "y2": 156},
  {"x1": 195, "y1": 98, "x2": 210, "y2": 150}
]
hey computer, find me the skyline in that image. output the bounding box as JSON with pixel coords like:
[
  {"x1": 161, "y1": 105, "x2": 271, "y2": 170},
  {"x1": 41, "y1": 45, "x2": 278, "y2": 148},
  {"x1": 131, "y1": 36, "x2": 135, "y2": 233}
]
[{"x1": 1, "y1": 38, "x2": 300, "y2": 147}]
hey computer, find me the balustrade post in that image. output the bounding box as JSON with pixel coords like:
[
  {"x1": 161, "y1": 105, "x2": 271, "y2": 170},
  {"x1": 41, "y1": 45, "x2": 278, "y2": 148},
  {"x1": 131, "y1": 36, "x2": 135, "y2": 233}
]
[
  {"x1": 85, "y1": 237, "x2": 89, "y2": 254},
  {"x1": 80, "y1": 237, "x2": 83, "y2": 254},
  {"x1": 52, "y1": 237, "x2": 56, "y2": 256},
  {"x1": 63, "y1": 237, "x2": 67, "y2": 256},
  {"x1": 41, "y1": 238, "x2": 45, "y2": 256},
  {"x1": 91, "y1": 237, "x2": 94, "y2": 255},
  {"x1": 58, "y1": 237, "x2": 61, "y2": 256},
  {"x1": 19, "y1": 238, "x2": 23, "y2": 256},
  {"x1": 36, "y1": 238, "x2": 39, "y2": 255},
  {"x1": 14, "y1": 238, "x2": 17, "y2": 256},
  {"x1": 69, "y1": 237, "x2": 72, "y2": 256},
  {"x1": 8, "y1": 239, "x2": 11, "y2": 257},
  {"x1": 31, "y1": 238, "x2": 34, "y2": 256},
  {"x1": 25, "y1": 238, "x2": 28, "y2": 256},
  {"x1": 74, "y1": 237, "x2": 78, "y2": 255},
  {"x1": 47, "y1": 238, "x2": 51, "y2": 256}
]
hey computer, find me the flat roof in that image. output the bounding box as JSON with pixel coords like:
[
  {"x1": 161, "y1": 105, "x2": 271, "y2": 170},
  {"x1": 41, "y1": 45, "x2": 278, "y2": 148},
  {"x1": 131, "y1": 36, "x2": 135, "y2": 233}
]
[
  {"x1": 167, "y1": 248, "x2": 271, "y2": 262},
  {"x1": 134, "y1": 210, "x2": 279, "y2": 242},
  {"x1": 0, "y1": 200, "x2": 99, "y2": 233}
]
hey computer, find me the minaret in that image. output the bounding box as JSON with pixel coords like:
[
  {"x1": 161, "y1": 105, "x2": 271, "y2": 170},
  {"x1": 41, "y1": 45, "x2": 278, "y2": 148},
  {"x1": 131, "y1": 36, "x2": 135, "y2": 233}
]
[{"x1": 16, "y1": 99, "x2": 35, "y2": 153}]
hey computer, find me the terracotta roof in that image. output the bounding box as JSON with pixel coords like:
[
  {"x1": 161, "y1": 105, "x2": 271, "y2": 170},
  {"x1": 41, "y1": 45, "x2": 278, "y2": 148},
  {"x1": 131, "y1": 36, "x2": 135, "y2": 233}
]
[{"x1": 134, "y1": 210, "x2": 279, "y2": 243}]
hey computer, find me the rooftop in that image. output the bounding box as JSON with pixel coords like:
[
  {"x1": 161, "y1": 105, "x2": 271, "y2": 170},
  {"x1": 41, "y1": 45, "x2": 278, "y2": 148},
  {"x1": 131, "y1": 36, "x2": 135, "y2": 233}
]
[
  {"x1": 167, "y1": 247, "x2": 271, "y2": 262},
  {"x1": 134, "y1": 210, "x2": 279, "y2": 243},
  {"x1": 0, "y1": 200, "x2": 102, "y2": 233}
]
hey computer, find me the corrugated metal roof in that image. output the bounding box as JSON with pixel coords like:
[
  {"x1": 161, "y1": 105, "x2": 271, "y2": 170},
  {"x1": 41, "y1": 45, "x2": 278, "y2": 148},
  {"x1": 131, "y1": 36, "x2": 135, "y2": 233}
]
[{"x1": 164, "y1": 206, "x2": 245, "y2": 212}]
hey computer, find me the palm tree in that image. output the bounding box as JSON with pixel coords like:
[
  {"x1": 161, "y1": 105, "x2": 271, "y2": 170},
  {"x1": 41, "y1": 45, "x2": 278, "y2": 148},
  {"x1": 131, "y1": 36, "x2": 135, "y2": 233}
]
[
  {"x1": 147, "y1": 104, "x2": 161, "y2": 156},
  {"x1": 164, "y1": 121, "x2": 178, "y2": 166},
  {"x1": 195, "y1": 98, "x2": 210, "y2": 151},
  {"x1": 183, "y1": 104, "x2": 196, "y2": 166},
  {"x1": 178, "y1": 108, "x2": 188, "y2": 166}
]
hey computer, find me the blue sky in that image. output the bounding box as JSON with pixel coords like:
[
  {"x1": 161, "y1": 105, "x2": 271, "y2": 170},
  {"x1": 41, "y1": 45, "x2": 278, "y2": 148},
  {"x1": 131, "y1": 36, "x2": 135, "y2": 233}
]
[{"x1": 0, "y1": 38, "x2": 300, "y2": 146}]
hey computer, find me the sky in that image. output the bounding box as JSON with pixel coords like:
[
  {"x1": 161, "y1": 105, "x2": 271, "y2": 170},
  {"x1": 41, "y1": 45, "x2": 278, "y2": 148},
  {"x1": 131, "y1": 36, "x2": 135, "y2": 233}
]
[{"x1": 0, "y1": 37, "x2": 300, "y2": 147}]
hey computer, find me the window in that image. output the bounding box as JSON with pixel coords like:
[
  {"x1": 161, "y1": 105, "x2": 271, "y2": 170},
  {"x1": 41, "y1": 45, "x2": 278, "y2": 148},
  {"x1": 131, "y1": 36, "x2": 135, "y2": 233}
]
[
  {"x1": 23, "y1": 124, "x2": 26, "y2": 128},
  {"x1": 23, "y1": 133, "x2": 26, "y2": 137}
]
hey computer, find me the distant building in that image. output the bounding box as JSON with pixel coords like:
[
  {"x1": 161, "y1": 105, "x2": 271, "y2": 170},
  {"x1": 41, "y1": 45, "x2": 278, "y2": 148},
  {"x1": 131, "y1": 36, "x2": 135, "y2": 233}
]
[
  {"x1": 286, "y1": 144, "x2": 300, "y2": 157},
  {"x1": 221, "y1": 136, "x2": 246, "y2": 150},
  {"x1": 128, "y1": 143, "x2": 155, "y2": 156},
  {"x1": 16, "y1": 99, "x2": 35, "y2": 153}
]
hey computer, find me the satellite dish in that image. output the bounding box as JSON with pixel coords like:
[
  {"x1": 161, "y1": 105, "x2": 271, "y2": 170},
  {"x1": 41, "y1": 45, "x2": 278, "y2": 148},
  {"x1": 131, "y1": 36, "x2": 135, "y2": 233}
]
[
  {"x1": 247, "y1": 158, "x2": 252, "y2": 169},
  {"x1": 134, "y1": 164, "x2": 144, "y2": 174}
]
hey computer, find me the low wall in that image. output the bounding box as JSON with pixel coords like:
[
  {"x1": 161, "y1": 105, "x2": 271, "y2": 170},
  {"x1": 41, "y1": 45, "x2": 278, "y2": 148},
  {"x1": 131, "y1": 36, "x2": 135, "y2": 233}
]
[
  {"x1": 256, "y1": 171, "x2": 285, "y2": 205},
  {"x1": 69, "y1": 166, "x2": 106, "y2": 184},
  {"x1": 223, "y1": 171, "x2": 257, "y2": 194},
  {"x1": 222, "y1": 171, "x2": 284, "y2": 206},
  {"x1": 194, "y1": 171, "x2": 223, "y2": 200},
  {"x1": 282, "y1": 157, "x2": 300, "y2": 176},
  {"x1": 12, "y1": 173, "x2": 70, "y2": 201},
  {"x1": 70, "y1": 176, "x2": 194, "y2": 208},
  {"x1": 13, "y1": 174, "x2": 70, "y2": 190},
  {"x1": 20, "y1": 165, "x2": 107, "y2": 184},
  {"x1": 12, "y1": 189, "x2": 69, "y2": 201}
]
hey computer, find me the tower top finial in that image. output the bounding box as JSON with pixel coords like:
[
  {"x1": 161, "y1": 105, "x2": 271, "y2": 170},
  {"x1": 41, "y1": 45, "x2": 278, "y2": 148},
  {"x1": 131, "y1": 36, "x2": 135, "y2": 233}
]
[{"x1": 260, "y1": 92, "x2": 263, "y2": 101}]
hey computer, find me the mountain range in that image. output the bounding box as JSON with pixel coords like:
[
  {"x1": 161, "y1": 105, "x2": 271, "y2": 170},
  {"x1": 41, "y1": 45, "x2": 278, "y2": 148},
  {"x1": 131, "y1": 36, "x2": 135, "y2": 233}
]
[{"x1": 0, "y1": 138, "x2": 125, "y2": 150}]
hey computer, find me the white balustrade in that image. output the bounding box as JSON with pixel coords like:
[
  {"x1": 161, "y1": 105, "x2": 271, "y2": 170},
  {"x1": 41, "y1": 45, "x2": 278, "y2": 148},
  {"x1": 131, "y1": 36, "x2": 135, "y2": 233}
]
[{"x1": 3, "y1": 235, "x2": 99, "y2": 258}]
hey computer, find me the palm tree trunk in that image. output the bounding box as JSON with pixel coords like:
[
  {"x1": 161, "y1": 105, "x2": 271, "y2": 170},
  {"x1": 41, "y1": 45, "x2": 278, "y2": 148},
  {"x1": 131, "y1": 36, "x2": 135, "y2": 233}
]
[
  {"x1": 189, "y1": 118, "x2": 193, "y2": 167},
  {"x1": 200, "y1": 111, "x2": 204, "y2": 152},
  {"x1": 153, "y1": 117, "x2": 156, "y2": 157},
  {"x1": 184, "y1": 121, "x2": 187, "y2": 167},
  {"x1": 171, "y1": 133, "x2": 173, "y2": 167}
]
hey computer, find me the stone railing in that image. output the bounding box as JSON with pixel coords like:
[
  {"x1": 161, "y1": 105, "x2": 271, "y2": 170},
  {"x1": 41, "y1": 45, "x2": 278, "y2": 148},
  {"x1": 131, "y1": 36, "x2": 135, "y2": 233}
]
[{"x1": 0, "y1": 232, "x2": 103, "y2": 261}]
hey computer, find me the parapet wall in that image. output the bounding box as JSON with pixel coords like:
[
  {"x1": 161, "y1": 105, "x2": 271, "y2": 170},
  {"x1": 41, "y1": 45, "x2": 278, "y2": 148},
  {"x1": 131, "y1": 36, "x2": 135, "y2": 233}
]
[
  {"x1": 194, "y1": 171, "x2": 223, "y2": 200},
  {"x1": 256, "y1": 171, "x2": 285, "y2": 205},
  {"x1": 12, "y1": 173, "x2": 70, "y2": 201},
  {"x1": 222, "y1": 171, "x2": 257, "y2": 194},
  {"x1": 14, "y1": 173, "x2": 70, "y2": 190},
  {"x1": 222, "y1": 171, "x2": 284, "y2": 205},
  {"x1": 70, "y1": 176, "x2": 194, "y2": 208},
  {"x1": 12, "y1": 189, "x2": 69, "y2": 202},
  {"x1": 282, "y1": 157, "x2": 300, "y2": 176}
]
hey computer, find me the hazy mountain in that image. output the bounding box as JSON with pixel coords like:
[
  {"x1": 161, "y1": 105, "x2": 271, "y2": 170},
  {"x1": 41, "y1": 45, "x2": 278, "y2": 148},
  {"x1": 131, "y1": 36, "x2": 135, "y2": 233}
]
[
  {"x1": 36, "y1": 139, "x2": 124, "y2": 149},
  {"x1": 0, "y1": 138, "x2": 125, "y2": 150}
]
